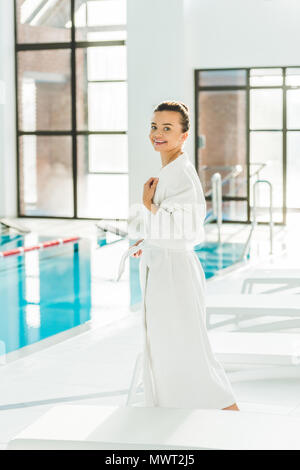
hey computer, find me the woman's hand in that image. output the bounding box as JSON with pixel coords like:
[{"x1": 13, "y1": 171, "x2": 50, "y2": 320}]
[
  {"x1": 143, "y1": 177, "x2": 159, "y2": 211},
  {"x1": 130, "y1": 238, "x2": 144, "y2": 258}
]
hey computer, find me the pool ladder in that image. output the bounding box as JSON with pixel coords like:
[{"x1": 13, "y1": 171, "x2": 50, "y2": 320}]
[
  {"x1": 0, "y1": 218, "x2": 30, "y2": 234},
  {"x1": 242, "y1": 179, "x2": 274, "y2": 259},
  {"x1": 211, "y1": 173, "x2": 222, "y2": 244}
]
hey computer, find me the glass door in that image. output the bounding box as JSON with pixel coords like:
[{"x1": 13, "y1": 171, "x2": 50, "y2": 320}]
[
  {"x1": 249, "y1": 68, "x2": 284, "y2": 224},
  {"x1": 286, "y1": 68, "x2": 300, "y2": 212},
  {"x1": 196, "y1": 67, "x2": 288, "y2": 225},
  {"x1": 196, "y1": 69, "x2": 248, "y2": 223}
]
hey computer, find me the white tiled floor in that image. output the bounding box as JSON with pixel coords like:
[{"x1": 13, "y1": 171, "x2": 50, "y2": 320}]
[{"x1": 1, "y1": 215, "x2": 300, "y2": 449}]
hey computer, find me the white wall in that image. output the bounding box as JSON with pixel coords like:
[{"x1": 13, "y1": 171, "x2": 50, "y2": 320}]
[
  {"x1": 128, "y1": 0, "x2": 300, "y2": 211},
  {"x1": 0, "y1": 0, "x2": 17, "y2": 218},
  {"x1": 1, "y1": 0, "x2": 300, "y2": 219},
  {"x1": 185, "y1": 0, "x2": 300, "y2": 69},
  {"x1": 127, "y1": 0, "x2": 193, "y2": 215},
  {"x1": 184, "y1": 0, "x2": 300, "y2": 161}
]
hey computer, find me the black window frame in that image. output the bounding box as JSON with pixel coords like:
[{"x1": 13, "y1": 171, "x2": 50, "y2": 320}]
[
  {"x1": 195, "y1": 66, "x2": 300, "y2": 226},
  {"x1": 14, "y1": 0, "x2": 128, "y2": 221}
]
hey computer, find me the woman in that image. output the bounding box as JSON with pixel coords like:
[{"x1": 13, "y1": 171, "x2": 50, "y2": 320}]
[{"x1": 131, "y1": 101, "x2": 239, "y2": 411}]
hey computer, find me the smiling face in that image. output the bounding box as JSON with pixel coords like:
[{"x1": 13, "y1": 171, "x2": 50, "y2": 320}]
[{"x1": 149, "y1": 110, "x2": 188, "y2": 152}]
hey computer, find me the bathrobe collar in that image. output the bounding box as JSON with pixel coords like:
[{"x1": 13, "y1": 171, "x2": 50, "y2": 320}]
[{"x1": 158, "y1": 150, "x2": 188, "y2": 174}]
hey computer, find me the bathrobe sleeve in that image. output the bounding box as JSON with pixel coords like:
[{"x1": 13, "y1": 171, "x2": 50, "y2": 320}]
[{"x1": 148, "y1": 171, "x2": 206, "y2": 243}]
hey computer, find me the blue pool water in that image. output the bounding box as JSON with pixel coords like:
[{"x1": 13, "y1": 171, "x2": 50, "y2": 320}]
[
  {"x1": 0, "y1": 233, "x2": 24, "y2": 250},
  {"x1": 194, "y1": 241, "x2": 248, "y2": 279},
  {"x1": 0, "y1": 238, "x2": 91, "y2": 356},
  {"x1": 129, "y1": 240, "x2": 249, "y2": 306},
  {"x1": 0, "y1": 231, "x2": 248, "y2": 357}
]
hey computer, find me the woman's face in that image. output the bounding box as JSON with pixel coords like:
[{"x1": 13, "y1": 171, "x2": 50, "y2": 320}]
[{"x1": 149, "y1": 110, "x2": 188, "y2": 152}]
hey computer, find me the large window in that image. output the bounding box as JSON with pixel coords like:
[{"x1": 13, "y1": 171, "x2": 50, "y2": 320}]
[
  {"x1": 15, "y1": 0, "x2": 128, "y2": 219},
  {"x1": 196, "y1": 67, "x2": 300, "y2": 225}
]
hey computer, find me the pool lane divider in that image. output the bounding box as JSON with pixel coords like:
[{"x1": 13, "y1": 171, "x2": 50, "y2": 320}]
[{"x1": 0, "y1": 237, "x2": 80, "y2": 258}]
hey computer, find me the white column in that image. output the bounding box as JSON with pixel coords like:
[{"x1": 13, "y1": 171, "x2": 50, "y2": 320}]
[
  {"x1": 0, "y1": 0, "x2": 17, "y2": 218},
  {"x1": 127, "y1": 0, "x2": 192, "y2": 215}
]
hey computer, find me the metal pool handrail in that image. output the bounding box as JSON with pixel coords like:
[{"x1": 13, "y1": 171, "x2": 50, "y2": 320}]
[
  {"x1": 200, "y1": 164, "x2": 243, "y2": 199},
  {"x1": 0, "y1": 218, "x2": 31, "y2": 234},
  {"x1": 211, "y1": 173, "x2": 222, "y2": 243},
  {"x1": 96, "y1": 222, "x2": 127, "y2": 238},
  {"x1": 241, "y1": 179, "x2": 274, "y2": 259},
  {"x1": 202, "y1": 165, "x2": 243, "y2": 240},
  {"x1": 249, "y1": 162, "x2": 268, "y2": 179}
]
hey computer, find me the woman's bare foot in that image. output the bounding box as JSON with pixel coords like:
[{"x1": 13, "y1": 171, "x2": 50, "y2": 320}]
[{"x1": 222, "y1": 403, "x2": 240, "y2": 411}]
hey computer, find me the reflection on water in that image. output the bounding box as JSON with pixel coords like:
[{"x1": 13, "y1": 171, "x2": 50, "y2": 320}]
[{"x1": 0, "y1": 232, "x2": 250, "y2": 356}]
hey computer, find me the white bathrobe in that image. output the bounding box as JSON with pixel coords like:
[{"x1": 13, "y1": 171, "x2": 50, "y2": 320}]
[{"x1": 139, "y1": 150, "x2": 237, "y2": 409}]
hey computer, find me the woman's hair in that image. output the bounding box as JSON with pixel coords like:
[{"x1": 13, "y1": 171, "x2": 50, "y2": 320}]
[{"x1": 153, "y1": 100, "x2": 190, "y2": 133}]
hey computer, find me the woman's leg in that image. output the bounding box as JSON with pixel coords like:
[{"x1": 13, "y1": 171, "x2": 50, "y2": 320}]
[{"x1": 222, "y1": 403, "x2": 240, "y2": 411}]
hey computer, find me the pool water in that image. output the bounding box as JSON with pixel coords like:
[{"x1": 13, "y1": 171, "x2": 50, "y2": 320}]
[
  {"x1": 129, "y1": 241, "x2": 249, "y2": 305},
  {"x1": 0, "y1": 231, "x2": 248, "y2": 357},
  {"x1": 0, "y1": 238, "x2": 91, "y2": 356},
  {"x1": 0, "y1": 233, "x2": 24, "y2": 250},
  {"x1": 194, "y1": 241, "x2": 248, "y2": 279}
]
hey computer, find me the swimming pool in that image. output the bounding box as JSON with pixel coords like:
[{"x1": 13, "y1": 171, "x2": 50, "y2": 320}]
[
  {"x1": 0, "y1": 233, "x2": 24, "y2": 250},
  {"x1": 129, "y1": 239, "x2": 249, "y2": 305},
  {"x1": 194, "y1": 241, "x2": 248, "y2": 279},
  {"x1": 0, "y1": 237, "x2": 91, "y2": 358},
  {"x1": 0, "y1": 229, "x2": 248, "y2": 359}
]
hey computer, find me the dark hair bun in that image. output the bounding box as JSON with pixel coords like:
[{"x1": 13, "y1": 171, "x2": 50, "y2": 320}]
[
  {"x1": 179, "y1": 102, "x2": 189, "y2": 113},
  {"x1": 153, "y1": 100, "x2": 190, "y2": 132}
]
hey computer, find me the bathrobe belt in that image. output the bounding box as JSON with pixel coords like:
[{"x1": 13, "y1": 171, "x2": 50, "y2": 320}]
[{"x1": 116, "y1": 239, "x2": 194, "y2": 282}]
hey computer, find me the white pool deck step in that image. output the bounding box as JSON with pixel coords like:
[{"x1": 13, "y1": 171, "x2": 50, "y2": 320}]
[
  {"x1": 241, "y1": 269, "x2": 300, "y2": 278},
  {"x1": 241, "y1": 269, "x2": 300, "y2": 293},
  {"x1": 6, "y1": 404, "x2": 300, "y2": 450},
  {"x1": 206, "y1": 294, "x2": 300, "y2": 320},
  {"x1": 209, "y1": 331, "x2": 300, "y2": 366},
  {"x1": 126, "y1": 333, "x2": 300, "y2": 402}
]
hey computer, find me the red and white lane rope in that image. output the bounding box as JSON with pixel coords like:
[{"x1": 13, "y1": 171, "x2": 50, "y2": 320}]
[{"x1": 0, "y1": 236, "x2": 80, "y2": 258}]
